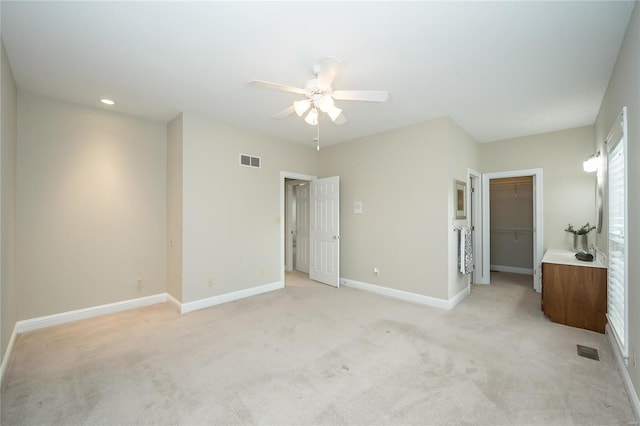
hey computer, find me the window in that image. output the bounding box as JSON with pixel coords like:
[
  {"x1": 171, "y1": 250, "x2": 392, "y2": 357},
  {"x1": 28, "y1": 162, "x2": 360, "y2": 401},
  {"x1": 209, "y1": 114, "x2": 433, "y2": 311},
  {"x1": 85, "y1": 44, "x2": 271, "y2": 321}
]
[{"x1": 606, "y1": 107, "x2": 628, "y2": 360}]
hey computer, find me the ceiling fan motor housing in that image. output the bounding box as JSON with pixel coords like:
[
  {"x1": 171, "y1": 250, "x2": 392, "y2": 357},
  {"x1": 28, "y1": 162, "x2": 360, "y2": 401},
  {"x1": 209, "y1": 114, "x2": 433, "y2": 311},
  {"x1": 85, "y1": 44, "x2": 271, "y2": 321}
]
[{"x1": 304, "y1": 79, "x2": 322, "y2": 94}]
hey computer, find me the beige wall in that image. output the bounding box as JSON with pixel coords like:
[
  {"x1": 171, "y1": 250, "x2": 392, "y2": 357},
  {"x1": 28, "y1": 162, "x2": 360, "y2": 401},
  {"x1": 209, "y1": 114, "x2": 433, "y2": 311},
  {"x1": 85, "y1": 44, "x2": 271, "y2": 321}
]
[
  {"x1": 480, "y1": 125, "x2": 596, "y2": 252},
  {"x1": 595, "y1": 0, "x2": 640, "y2": 408},
  {"x1": 319, "y1": 117, "x2": 479, "y2": 301},
  {"x1": 179, "y1": 113, "x2": 318, "y2": 303},
  {"x1": 16, "y1": 93, "x2": 167, "y2": 319},
  {"x1": 1, "y1": 38, "x2": 17, "y2": 366},
  {"x1": 447, "y1": 119, "x2": 480, "y2": 297},
  {"x1": 167, "y1": 114, "x2": 183, "y2": 301}
]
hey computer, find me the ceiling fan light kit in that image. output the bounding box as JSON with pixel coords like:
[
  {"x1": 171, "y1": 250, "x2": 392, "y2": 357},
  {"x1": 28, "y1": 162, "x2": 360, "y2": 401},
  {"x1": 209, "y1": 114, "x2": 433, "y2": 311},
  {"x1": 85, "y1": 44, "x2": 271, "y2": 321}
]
[
  {"x1": 317, "y1": 94, "x2": 334, "y2": 112},
  {"x1": 293, "y1": 99, "x2": 311, "y2": 116},
  {"x1": 327, "y1": 106, "x2": 342, "y2": 122},
  {"x1": 249, "y1": 57, "x2": 388, "y2": 149},
  {"x1": 304, "y1": 108, "x2": 319, "y2": 126}
]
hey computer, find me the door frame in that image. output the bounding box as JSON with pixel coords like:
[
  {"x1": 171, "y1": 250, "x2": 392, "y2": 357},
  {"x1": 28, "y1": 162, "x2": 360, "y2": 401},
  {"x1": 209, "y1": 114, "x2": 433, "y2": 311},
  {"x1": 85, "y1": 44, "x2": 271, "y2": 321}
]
[
  {"x1": 285, "y1": 181, "x2": 295, "y2": 272},
  {"x1": 481, "y1": 168, "x2": 543, "y2": 292},
  {"x1": 468, "y1": 169, "x2": 482, "y2": 286},
  {"x1": 280, "y1": 171, "x2": 317, "y2": 285}
]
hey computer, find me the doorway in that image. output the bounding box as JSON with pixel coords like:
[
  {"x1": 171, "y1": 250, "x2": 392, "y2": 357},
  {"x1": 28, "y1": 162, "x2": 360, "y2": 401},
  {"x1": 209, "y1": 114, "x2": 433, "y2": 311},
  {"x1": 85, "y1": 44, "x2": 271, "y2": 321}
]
[
  {"x1": 481, "y1": 169, "x2": 543, "y2": 292},
  {"x1": 489, "y1": 176, "x2": 534, "y2": 275},
  {"x1": 284, "y1": 175, "x2": 313, "y2": 287},
  {"x1": 285, "y1": 178, "x2": 311, "y2": 276},
  {"x1": 280, "y1": 172, "x2": 341, "y2": 288}
]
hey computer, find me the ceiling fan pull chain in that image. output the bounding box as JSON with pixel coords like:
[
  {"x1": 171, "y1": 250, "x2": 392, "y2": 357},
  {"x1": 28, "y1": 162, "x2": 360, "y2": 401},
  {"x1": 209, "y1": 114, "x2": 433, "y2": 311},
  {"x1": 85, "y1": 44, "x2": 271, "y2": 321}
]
[{"x1": 316, "y1": 120, "x2": 320, "y2": 151}]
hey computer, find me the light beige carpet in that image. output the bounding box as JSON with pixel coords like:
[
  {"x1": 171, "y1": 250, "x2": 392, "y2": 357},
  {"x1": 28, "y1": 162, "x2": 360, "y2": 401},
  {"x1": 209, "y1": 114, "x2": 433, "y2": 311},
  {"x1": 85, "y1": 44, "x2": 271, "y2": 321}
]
[
  {"x1": 1, "y1": 272, "x2": 636, "y2": 425},
  {"x1": 285, "y1": 270, "x2": 329, "y2": 288}
]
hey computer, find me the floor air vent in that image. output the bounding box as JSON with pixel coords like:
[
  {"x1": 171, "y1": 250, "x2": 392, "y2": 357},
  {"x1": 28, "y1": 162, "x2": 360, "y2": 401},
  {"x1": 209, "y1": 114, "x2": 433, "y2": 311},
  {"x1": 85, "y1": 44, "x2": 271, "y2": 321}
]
[
  {"x1": 240, "y1": 154, "x2": 261, "y2": 168},
  {"x1": 577, "y1": 344, "x2": 600, "y2": 361}
]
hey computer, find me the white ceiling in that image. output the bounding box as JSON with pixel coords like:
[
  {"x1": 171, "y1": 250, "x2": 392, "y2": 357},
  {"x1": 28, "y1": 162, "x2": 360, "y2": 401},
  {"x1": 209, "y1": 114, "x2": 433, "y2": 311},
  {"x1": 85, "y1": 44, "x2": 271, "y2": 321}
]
[{"x1": 1, "y1": 1, "x2": 635, "y2": 146}]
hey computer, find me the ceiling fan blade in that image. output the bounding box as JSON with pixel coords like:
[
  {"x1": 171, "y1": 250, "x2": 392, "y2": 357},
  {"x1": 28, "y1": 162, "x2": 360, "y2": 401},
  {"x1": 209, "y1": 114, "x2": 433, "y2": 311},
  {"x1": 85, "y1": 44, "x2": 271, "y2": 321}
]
[
  {"x1": 273, "y1": 105, "x2": 295, "y2": 119},
  {"x1": 334, "y1": 113, "x2": 347, "y2": 125},
  {"x1": 248, "y1": 80, "x2": 306, "y2": 95},
  {"x1": 333, "y1": 90, "x2": 389, "y2": 102},
  {"x1": 316, "y1": 57, "x2": 342, "y2": 90}
]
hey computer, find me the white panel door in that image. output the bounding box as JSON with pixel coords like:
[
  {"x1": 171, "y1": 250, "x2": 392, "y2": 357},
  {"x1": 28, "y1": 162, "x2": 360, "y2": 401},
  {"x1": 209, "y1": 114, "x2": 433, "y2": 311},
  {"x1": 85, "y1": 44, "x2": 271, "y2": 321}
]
[
  {"x1": 295, "y1": 183, "x2": 310, "y2": 273},
  {"x1": 310, "y1": 176, "x2": 340, "y2": 287}
]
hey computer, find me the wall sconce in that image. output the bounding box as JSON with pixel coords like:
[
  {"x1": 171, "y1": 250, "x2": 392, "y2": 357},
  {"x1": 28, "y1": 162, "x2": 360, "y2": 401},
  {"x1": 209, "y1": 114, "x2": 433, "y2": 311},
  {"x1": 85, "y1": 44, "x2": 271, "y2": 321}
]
[{"x1": 583, "y1": 151, "x2": 600, "y2": 172}]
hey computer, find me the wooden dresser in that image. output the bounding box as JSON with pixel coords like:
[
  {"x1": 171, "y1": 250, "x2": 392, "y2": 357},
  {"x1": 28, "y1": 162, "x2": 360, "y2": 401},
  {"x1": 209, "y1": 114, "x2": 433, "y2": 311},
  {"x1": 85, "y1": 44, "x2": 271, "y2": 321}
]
[{"x1": 541, "y1": 249, "x2": 607, "y2": 333}]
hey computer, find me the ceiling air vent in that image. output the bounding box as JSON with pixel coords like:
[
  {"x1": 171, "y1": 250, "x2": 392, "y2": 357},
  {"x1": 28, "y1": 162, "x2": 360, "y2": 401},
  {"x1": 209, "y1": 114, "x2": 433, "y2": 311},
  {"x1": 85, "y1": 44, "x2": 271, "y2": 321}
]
[{"x1": 240, "y1": 154, "x2": 261, "y2": 169}]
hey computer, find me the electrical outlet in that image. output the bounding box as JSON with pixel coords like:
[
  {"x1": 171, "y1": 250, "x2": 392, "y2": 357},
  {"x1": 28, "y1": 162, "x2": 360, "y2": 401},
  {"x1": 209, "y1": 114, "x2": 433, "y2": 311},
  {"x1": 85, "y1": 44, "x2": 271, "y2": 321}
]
[
  {"x1": 373, "y1": 267, "x2": 379, "y2": 275},
  {"x1": 136, "y1": 279, "x2": 143, "y2": 290}
]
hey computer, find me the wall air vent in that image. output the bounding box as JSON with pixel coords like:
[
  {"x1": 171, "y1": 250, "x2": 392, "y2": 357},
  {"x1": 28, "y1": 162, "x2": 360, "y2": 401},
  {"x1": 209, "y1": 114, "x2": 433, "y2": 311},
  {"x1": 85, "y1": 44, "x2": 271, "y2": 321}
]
[{"x1": 240, "y1": 154, "x2": 261, "y2": 168}]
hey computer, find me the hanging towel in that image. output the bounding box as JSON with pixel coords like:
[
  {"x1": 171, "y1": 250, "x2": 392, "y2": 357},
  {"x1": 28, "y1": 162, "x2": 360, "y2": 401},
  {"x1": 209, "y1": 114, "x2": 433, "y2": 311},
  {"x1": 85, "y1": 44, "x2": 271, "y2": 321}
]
[{"x1": 458, "y1": 226, "x2": 474, "y2": 274}]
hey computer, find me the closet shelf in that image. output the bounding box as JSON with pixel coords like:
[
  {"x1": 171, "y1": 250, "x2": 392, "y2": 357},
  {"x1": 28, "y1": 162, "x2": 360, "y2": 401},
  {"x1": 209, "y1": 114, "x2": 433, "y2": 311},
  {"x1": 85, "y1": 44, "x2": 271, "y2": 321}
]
[{"x1": 491, "y1": 228, "x2": 533, "y2": 234}]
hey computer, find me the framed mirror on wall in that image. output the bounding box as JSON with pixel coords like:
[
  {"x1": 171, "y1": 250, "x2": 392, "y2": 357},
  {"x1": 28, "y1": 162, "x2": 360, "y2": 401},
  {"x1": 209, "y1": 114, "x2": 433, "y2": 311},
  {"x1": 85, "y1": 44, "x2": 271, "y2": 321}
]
[{"x1": 455, "y1": 179, "x2": 467, "y2": 220}]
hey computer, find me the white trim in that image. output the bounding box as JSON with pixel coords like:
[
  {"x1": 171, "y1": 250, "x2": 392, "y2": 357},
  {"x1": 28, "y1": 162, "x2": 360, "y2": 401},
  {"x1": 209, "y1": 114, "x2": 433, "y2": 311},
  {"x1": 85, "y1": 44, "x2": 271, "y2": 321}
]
[
  {"x1": 166, "y1": 293, "x2": 182, "y2": 313},
  {"x1": 606, "y1": 324, "x2": 640, "y2": 422},
  {"x1": 467, "y1": 168, "x2": 482, "y2": 286},
  {"x1": 448, "y1": 285, "x2": 471, "y2": 308},
  {"x1": 180, "y1": 281, "x2": 283, "y2": 314},
  {"x1": 341, "y1": 278, "x2": 469, "y2": 310},
  {"x1": 285, "y1": 182, "x2": 295, "y2": 272},
  {"x1": 482, "y1": 168, "x2": 543, "y2": 291},
  {"x1": 15, "y1": 293, "x2": 168, "y2": 334},
  {"x1": 2, "y1": 284, "x2": 283, "y2": 384},
  {"x1": 280, "y1": 171, "x2": 317, "y2": 287},
  {"x1": 0, "y1": 325, "x2": 17, "y2": 385},
  {"x1": 9, "y1": 282, "x2": 285, "y2": 332},
  {"x1": 489, "y1": 265, "x2": 534, "y2": 275}
]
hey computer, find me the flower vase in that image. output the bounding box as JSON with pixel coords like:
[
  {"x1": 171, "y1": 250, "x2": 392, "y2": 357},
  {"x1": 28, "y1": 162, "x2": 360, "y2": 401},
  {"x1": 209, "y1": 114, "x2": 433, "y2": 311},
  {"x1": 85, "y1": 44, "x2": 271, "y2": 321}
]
[{"x1": 573, "y1": 234, "x2": 588, "y2": 252}]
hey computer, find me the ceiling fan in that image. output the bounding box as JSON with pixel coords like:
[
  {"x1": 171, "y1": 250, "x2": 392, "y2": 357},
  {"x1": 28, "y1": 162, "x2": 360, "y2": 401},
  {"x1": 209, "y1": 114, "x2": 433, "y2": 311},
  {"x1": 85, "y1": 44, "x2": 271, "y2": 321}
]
[{"x1": 248, "y1": 57, "x2": 389, "y2": 127}]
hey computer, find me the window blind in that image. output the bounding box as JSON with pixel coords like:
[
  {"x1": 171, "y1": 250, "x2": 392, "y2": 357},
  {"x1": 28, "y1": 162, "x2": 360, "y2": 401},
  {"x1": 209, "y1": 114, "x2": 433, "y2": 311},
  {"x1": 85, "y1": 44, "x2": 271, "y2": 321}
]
[{"x1": 606, "y1": 107, "x2": 628, "y2": 359}]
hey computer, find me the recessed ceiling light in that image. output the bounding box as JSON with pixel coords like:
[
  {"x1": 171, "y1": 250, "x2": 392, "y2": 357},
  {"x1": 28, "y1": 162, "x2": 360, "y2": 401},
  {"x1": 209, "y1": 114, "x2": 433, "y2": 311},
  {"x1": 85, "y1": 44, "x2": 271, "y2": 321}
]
[{"x1": 100, "y1": 98, "x2": 115, "y2": 105}]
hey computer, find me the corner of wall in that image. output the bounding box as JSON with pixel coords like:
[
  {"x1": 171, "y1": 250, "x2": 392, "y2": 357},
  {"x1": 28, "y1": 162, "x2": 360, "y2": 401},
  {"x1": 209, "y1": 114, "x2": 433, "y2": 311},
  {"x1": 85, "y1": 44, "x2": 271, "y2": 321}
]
[
  {"x1": 167, "y1": 113, "x2": 184, "y2": 302},
  {"x1": 0, "y1": 34, "x2": 18, "y2": 376}
]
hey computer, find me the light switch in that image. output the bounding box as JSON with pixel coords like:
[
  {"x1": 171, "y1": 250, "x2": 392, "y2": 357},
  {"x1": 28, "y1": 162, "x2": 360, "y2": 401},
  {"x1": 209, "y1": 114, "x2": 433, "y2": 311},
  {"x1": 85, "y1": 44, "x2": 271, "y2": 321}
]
[{"x1": 354, "y1": 201, "x2": 363, "y2": 214}]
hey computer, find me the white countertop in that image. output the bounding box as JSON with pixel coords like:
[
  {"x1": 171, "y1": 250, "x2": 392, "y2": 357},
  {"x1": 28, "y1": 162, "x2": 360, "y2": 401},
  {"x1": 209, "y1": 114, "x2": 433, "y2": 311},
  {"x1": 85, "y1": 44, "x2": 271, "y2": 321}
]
[{"x1": 542, "y1": 248, "x2": 607, "y2": 269}]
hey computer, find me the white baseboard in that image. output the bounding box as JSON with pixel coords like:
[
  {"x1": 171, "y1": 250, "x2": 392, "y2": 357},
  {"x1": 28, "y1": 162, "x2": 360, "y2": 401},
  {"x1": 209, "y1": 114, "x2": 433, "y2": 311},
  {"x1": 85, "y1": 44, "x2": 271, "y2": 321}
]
[
  {"x1": 179, "y1": 281, "x2": 283, "y2": 314},
  {"x1": 0, "y1": 283, "x2": 286, "y2": 387},
  {"x1": 1, "y1": 293, "x2": 166, "y2": 387},
  {"x1": 0, "y1": 325, "x2": 17, "y2": 385},
  {"x1": 490, "y1": 264, "x2": 534, "y2": 275},
  {"x1": 166, "y1": 293, "x2": 182, "y2": 313},
  {"x1": 15, "y1": 293, "x2": 168, "y2": 334},
  {"x1": 606, "y1": 324, "x2": 640, "y2": 423},
  {"x1": 449, "y1": 286, "x2": 471, "y2": 308},
  {"x1": 341, "y1": 278, "x2": 469, "y2": 310}
]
